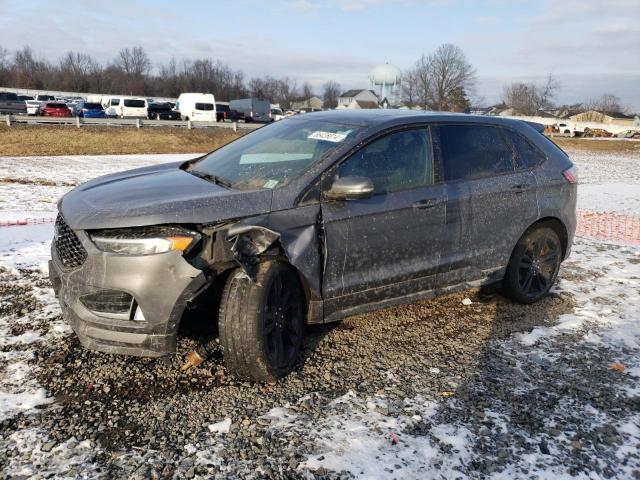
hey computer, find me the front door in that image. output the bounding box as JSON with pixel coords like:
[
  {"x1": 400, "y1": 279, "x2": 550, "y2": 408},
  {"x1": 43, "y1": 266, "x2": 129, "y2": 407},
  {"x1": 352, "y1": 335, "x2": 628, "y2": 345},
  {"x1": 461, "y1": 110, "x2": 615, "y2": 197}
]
[{"x1": 321, "y1": 127, "x2": 447, "y2": 306}]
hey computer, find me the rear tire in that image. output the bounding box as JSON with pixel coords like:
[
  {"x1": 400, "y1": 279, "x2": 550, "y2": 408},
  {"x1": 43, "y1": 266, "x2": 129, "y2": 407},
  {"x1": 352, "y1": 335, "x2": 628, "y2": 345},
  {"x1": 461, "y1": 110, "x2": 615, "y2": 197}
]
[
  {"x1": 503, "y1": 226, "x2": 562, "y2": 304},
  {"x1": 218, "y1": 261, "x2": 305, "y2": 382}
]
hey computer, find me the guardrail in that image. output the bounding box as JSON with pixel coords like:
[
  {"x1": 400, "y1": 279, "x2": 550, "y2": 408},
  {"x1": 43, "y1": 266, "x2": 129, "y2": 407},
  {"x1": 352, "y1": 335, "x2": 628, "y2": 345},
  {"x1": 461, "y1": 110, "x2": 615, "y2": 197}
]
[{"x1": 3, "y1": 115, "x2": 263, "y2": 131}]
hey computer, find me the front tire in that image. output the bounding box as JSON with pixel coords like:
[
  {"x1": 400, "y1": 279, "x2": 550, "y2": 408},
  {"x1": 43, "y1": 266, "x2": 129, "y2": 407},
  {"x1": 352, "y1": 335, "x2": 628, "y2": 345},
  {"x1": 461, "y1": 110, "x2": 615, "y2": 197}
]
[
  {"x1": 218, "y1": 261, "x2": 305, "y2": 382},
  {"x1": 503, "y1": 226, "x2": 562, "y2": 304}
]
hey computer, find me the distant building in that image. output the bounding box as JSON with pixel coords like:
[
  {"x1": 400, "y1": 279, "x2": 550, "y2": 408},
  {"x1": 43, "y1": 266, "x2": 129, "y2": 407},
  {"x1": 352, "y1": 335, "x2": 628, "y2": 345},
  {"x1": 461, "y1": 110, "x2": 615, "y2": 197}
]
[
  {"x1": 337, "y1": 89, "x2": 379, "y2": 108},
  {"x1": 291, "y1": 96, "x2": 323, "y2": 112},
  {"x1": 569, "y1": 110, "x2": 637, "y2": 126},
  {"x1": 464, "y1": 106, "x2": 492, "y2": 115}
]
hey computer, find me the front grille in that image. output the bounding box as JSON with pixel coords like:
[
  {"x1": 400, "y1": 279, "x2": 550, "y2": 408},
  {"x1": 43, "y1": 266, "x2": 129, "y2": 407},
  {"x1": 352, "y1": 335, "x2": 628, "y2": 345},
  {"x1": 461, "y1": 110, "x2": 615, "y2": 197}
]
[{"x1": 54, "y1": 215, "x2": 87, "y2": 269}]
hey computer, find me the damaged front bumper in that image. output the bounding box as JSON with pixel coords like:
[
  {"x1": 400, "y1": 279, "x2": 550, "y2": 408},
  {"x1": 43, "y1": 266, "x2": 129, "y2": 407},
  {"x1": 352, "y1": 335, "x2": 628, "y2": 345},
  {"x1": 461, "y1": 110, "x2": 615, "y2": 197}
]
[{"x1": 49, "y1": 229, "x2": 207, "y2": 357}]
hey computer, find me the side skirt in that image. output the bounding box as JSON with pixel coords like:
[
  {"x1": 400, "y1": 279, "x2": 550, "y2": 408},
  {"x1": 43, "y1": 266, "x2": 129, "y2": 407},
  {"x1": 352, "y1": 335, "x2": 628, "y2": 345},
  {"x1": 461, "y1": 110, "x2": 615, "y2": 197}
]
[{"x1": 310, "y1": 266, "x2": 505, "y2": 325}]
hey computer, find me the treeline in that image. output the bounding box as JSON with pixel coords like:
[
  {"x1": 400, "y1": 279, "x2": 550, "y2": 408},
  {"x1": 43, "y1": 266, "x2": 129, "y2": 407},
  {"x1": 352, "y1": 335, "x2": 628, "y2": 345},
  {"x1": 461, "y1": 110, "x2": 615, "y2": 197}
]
[{"x1": 0, "y1": 45, "x2": 328, "y2": 109}]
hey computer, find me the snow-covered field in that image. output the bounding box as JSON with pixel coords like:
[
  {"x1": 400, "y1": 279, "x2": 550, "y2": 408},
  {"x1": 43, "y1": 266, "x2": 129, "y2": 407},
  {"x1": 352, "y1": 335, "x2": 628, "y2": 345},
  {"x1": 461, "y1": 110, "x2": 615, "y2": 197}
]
[{"x1": 0, "y1": 148, "x2": 639, "y2": 478}]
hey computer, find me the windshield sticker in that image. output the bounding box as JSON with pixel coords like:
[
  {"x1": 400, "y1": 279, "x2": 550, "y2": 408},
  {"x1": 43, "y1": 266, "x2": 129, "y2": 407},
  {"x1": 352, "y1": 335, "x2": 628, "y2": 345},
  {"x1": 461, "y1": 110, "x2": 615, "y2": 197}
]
[
  {"x1": 263, "y1": 179, "x2": 279, "y2": 189},
  {"x1": 308, "y1": 131, "x2": 349, "y2": 143}
]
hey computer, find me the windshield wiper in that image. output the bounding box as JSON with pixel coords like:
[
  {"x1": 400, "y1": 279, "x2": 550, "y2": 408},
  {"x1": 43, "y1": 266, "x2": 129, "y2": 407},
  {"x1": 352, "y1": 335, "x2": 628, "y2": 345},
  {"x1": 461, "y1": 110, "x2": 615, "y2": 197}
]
[{"x1": 190, "y1": 170, "x2": 233, "y2": 188}]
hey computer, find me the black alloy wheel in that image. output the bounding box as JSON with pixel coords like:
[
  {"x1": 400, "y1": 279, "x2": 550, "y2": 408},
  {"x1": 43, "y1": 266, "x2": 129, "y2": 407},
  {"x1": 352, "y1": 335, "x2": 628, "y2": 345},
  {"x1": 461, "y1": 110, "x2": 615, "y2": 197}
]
[
  {"x1": 264, "y1": 268, "x2": 303, "y2": 369},
  {"x1": 503, "y1": 226, "x2": 562, "y2": 304},
  {"x1": 218, "y1": 261, "x2": 305, "y2": 381},
  {"x1": 517, "y1": 235, "x2": 559, "y2": 299}
]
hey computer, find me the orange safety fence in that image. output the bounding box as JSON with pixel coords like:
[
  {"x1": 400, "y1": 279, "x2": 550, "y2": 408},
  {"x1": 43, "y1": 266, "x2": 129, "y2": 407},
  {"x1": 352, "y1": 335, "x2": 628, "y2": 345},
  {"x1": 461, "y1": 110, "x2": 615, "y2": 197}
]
[{"x1": 576, "y1": 211, "x2": 640, "y2": 246}]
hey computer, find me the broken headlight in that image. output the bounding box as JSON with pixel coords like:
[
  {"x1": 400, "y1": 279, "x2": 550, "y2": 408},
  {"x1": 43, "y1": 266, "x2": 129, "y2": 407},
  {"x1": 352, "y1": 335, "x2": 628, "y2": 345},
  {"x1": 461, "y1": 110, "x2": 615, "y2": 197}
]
[{"x1": 89, "y1": 226, "x2": 200, "y2": 256}]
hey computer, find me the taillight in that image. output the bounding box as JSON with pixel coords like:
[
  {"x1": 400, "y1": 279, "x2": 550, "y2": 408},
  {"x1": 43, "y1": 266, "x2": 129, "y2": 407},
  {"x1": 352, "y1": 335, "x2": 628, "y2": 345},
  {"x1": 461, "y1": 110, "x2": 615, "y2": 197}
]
[{"x1": 562, "y1": 166, "x2": 578, "y2": 184}]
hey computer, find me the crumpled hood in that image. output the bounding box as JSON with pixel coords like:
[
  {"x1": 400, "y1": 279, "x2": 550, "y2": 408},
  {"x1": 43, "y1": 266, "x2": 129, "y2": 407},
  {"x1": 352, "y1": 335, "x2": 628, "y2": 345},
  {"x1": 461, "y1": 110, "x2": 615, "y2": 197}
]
[{"x1": 60, "y1": 161, "x2": 273, "y2": 230}]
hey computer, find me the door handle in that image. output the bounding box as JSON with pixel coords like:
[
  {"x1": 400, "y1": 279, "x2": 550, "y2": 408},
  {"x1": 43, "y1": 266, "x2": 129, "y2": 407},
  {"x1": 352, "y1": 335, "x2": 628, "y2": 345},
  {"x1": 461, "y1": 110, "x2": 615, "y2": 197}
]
[
  {"x1": 511, "y1": 183, "x2": 531, "y2": 193},
  {"x1": 412, "y1": 198, "x2": 440, "y2": 209}
]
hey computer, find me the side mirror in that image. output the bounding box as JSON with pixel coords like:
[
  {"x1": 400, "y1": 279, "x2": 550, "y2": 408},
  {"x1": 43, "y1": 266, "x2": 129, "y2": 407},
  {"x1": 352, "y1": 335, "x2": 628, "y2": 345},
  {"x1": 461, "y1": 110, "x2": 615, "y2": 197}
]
[{"x1": 325, "y1": 176, "x2": 374, "y2": 201}]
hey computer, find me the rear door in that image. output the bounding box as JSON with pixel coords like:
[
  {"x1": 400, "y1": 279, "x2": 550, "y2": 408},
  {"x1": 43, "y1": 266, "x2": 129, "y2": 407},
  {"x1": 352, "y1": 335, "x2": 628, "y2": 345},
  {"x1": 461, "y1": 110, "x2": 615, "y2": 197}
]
[
  {"x1": 433, "y1": 123, "x2": 539, "y2": 280},
  {"x1": 321, "y1": 127, "x2": 447, "y2": 304}
]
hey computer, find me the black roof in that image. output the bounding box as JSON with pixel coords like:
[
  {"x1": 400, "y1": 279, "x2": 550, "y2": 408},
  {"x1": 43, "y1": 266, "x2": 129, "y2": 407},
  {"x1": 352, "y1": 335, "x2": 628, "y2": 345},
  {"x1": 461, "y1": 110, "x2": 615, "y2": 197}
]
[{"x1": 339, "y1": 89, "x2": 377, "y2": 98}]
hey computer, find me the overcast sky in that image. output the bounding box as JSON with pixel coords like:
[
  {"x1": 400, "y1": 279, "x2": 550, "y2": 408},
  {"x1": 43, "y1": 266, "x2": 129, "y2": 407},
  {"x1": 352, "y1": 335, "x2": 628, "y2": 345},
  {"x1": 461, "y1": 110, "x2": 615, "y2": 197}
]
[{"x1": 1, "y1": 0, "x2": 639, "y2": 109}]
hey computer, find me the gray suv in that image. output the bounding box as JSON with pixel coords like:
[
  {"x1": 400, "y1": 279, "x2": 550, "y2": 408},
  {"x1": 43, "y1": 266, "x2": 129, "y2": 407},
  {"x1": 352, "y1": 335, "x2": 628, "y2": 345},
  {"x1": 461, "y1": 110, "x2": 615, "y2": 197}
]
[{"x1": 49, "y1": 111, "x2": 577, "y2": 381}]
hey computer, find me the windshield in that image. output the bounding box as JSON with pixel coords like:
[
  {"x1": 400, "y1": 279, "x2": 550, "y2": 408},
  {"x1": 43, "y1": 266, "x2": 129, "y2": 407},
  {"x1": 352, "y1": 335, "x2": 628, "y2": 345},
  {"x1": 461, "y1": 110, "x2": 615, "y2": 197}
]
[{"x1": 188, "y1": 118, "x2": 360, "y2": 190}]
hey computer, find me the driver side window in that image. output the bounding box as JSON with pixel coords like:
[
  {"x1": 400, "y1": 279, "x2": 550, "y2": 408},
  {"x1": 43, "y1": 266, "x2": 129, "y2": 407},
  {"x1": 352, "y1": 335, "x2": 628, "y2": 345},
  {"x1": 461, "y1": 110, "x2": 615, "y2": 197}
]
[{"x1": 338, "y1": 128, "x2": 433, "y2": 195}]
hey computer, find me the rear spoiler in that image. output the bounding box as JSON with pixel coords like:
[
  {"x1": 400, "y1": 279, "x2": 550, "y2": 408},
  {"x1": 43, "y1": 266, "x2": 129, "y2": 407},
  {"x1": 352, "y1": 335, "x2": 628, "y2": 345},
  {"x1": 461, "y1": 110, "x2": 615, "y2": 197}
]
[{"x1": 523, "y1": 121, "x2": 545, "y2": 134}]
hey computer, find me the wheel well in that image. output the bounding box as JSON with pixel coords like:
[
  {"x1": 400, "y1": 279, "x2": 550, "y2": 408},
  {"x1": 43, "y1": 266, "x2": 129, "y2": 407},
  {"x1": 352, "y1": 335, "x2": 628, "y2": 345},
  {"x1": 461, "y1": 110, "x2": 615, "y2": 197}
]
[{"x1": 527, "y1": 217, "x2": 569, "y2": 259}]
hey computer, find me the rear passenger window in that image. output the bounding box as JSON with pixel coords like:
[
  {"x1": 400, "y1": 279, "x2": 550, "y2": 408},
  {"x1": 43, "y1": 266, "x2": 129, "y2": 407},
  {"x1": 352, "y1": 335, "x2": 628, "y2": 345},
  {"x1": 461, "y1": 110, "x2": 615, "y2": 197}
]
[
  {"x1": 338, "y1": 128, "x2": 433, "y2": 195},
  {"x1": 437, "y1": 125, "x2": 514, "y2": 181},
  {"x1": 502, "y1": 129, "x2": 545, "y2": 169}
]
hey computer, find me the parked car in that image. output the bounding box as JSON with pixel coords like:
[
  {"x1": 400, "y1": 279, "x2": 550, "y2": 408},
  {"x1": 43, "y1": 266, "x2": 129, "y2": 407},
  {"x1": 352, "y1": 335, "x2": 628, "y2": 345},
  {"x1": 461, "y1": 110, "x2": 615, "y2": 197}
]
[
  {"x1": 271, "y1": 107, "x2": 284, "y2": 121},
  {"x1": 215, "y1": 103, "x2": 245, "y2": 122},
  {"x1": 50, "y1": 111, "x2": 576, "y2": 382},
  {"x1": 176, "y1": 93, "x2": 216, "y2": 122},
  {"x1": 104, "y1": 98, "x2": 148, "y2": 119},
  {"x1": 25, "y1": 100, "x2": 40, "y2": 115},
  {"x1": 75, "y1": 101, "x2": 106, "y2": 118},
  {"x1": 229, "y1": 98, "x2": 271, "y2": 122},
  {"x1": 0, "y1": 92, "x2": 28, "y2": 114},
  {"x1": 41, "y1": 102, "x2": 71, "y2": 117},
  {"x1": 35, "y1": 94, "x2": 56, "y2": 103},
  {"x1": 148, "y1": 102, "x2": 181, "y2": 120}
]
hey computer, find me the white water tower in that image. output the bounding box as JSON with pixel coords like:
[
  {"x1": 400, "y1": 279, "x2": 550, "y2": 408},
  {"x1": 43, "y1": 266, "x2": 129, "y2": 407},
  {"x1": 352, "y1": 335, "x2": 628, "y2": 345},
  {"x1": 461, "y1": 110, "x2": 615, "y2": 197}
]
[{"x1": 370, "y1": 63, "x2": 401, "y2": 107}]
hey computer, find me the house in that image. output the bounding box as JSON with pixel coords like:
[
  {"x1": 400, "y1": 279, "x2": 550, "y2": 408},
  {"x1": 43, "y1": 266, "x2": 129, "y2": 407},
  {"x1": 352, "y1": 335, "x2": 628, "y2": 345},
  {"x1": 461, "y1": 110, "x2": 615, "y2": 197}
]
[
  {"x1": 290, "y1": 96, "x2": 324, "y2": 112},
  {"x1": 337, "y1": 89, "x2": 379, "y2": 108},
  {"x1": 569, "y1": 110, "x2": 637, "y2": 126},
  {"x1": 346, "y1": 99, "x2": 379, "y2": 109}
]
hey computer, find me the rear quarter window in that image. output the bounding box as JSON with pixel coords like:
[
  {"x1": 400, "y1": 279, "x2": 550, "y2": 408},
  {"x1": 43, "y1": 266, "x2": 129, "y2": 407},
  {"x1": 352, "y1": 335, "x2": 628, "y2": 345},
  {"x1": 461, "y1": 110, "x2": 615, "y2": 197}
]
[
  {"x1": 195, "y1": 103, "x2": 214, "y2": 111},
  {"x1": 436, "y1": 124, "x2": 514, "y2": 181},
  {"x1": 124, "y1": 99, "x2": 145, "y2": 108},
  {"x1": 502, "y1": 128, "x2": 545, "y2": 169}
]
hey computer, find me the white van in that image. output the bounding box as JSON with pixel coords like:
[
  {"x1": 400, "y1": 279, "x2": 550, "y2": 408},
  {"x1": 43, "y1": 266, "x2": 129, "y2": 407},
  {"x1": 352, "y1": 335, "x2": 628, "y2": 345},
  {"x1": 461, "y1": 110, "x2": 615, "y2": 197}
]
[
  {"x1": 102, "y1": 97, "x2": 148, "y2": 118},
  {"x1": 176, "y1": 93, "x2": 216, "y2": 122}
]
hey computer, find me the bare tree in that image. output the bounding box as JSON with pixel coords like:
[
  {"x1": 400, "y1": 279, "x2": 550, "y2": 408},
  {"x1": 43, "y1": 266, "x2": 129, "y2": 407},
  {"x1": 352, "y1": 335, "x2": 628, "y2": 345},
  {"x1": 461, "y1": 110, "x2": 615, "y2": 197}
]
[
  {"x1": 301, "y1": 81, "x2": 314, "y2": 100},
  {"x1": 0, "y1": 45, "x2": 10, "y2": 85},
  {"x1": 402, "y1": 45, "x2": 475, "y2": 111},
  {"x1": 13, "y1": 46, "x2": 50, "y2": 89},
  {"x1": 58, "y1": 51, "x2": 96, "y2": 92},
  {"x1": 428, "y1": 44, "x2": 475, "y2": 111},
  {"x1": 322, "y1": 80, "x2": 340, "y2": 109},
  {"x1": 503, "y1": 74, "x2": 560, "y2": 115},
  {"x1": 585, "y1": 93, "x2": 622, "y2": 115},
  {"x1": 116, "y1": 46, "x2": 151, "y2": 77},
  {"x1": 401, "y1": 68, "x2": 420, "y2": 109},
  {"x1": 247, "y1": 76, "x2": 299, "y2": 108}
]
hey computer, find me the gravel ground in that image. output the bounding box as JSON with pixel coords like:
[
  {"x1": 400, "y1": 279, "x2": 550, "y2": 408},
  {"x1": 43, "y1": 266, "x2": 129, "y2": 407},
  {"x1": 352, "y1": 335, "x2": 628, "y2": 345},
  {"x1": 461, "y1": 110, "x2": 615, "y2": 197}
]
[{"x1": 1, "y1": 241, "x2": 639, "y2": 479}]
